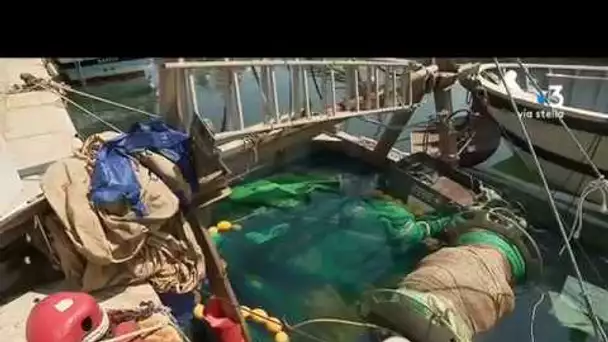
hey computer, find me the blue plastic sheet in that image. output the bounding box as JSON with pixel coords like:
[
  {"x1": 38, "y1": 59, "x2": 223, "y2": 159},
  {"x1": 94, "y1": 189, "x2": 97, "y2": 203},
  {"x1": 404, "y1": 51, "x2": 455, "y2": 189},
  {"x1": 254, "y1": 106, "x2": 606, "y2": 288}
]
[{"x1": 90, "y1": 120, "x2": 198, "y2": 216}]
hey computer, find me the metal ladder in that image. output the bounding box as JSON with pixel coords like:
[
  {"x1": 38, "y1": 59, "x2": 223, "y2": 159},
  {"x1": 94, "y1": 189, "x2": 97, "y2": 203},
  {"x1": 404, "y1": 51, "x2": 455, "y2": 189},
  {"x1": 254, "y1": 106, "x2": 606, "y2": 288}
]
[{"x1": 162, "y1": 58, "x2": 418, "y2": 142}]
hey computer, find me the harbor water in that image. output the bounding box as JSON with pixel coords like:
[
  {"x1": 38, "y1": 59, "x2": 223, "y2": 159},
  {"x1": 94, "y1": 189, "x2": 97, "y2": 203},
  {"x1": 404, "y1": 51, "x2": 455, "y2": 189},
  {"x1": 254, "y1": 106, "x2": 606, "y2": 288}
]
[{"x1": 65, "y1": 68, "x2": 608, "y2": 342}]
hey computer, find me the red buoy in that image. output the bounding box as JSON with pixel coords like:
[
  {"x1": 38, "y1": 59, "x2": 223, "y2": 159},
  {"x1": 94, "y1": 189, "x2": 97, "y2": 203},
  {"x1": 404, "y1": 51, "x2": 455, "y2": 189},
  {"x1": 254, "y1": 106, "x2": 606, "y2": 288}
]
[
  {"x1": 203, "y1": 297, "x2": 245, "y2": 342},
  {"x1": 26, "y1": 292, "x2": 109, "y2": 342}
]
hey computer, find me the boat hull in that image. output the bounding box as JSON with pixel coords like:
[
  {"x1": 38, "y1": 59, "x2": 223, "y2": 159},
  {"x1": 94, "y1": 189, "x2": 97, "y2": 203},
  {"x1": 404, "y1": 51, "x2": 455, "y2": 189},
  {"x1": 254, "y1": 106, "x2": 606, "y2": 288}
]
[
  {"x1": 485, "y1": 97, "x2": 608, "y2": 202},
  {"x1": 461, "y1": 62, "x2": 608, "y2": 248},
  {"x1": 53, "y1": 58, "x2": 156, "y2": 87},
  {"x1": 463, "y1": 62, "x2": 608, "y2": 203}
]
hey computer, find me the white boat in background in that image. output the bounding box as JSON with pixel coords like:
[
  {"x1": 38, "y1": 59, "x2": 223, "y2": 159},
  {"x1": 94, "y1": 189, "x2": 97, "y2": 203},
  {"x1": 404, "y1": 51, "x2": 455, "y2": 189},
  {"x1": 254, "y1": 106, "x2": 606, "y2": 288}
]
[
  {"x1": 52, "y1": 58, "x2": 157, "y2": 89},
  {"x1": 463, "y1": 63, "x2": 608, "y2": 204}
]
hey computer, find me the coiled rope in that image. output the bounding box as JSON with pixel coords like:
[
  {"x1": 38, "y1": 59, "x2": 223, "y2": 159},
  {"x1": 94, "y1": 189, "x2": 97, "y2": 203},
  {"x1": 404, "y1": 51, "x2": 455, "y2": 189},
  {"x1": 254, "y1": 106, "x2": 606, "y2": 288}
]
[
  {"x1": 49, "y1": 80, "x2": 159, "y2": 119},
  {"x1": 377, "y1": 241, "x2": 517, "y2": 342}
]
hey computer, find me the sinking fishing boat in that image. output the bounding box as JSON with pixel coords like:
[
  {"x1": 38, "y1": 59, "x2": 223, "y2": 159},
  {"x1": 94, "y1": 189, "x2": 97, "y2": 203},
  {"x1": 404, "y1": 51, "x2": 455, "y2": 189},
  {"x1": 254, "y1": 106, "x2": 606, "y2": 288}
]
[{"x1": 0, "y1": 58, "x2": 605, "y2": 342}]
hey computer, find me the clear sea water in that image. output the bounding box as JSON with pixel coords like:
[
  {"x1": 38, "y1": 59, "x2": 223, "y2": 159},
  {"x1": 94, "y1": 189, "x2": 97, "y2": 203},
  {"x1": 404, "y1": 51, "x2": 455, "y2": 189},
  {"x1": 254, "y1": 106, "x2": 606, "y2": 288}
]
[{"x1": 65, "y1": 66, "x2": 608, "y2": 342}]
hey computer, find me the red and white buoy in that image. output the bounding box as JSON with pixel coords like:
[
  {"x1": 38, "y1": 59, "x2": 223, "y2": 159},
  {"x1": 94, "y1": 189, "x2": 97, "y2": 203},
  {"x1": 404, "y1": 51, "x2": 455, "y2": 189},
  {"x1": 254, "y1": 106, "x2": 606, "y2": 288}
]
[{"x1": 26, "y1": 292, "x2": 109, "y2": 342}]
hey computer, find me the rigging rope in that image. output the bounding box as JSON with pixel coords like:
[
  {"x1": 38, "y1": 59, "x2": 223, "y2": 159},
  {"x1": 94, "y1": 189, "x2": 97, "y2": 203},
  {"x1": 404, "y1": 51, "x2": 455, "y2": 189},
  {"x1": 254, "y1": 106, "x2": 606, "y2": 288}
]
[
  {"x1": 560, "y1": 178, "x2": 608, "y2": 253},
  {"x1": 514, "y1": 59, "x2": 608, "y2": 250},
  {"x1": 470, "y1": 84, "x2": 601, "y2": 256},
  {"x1": 529, "y1": 290, "x2": 545, "y2": 342},
  {"x1": 310, "y1": 67, "x2": 324, "y2": 101},
  {"x1": 41, "y1": 84, "x2": 124, "y2": 133},
  {"x1": 49, "y1": 81, "x2": 160, "y2": 119},
  {"x1": 492, "y1": 58, "x2": 608, "y2": 342},
  {"x1": 562, "y1": 135, "x2": 602, "y2": 211},
  {"x1": 509, "y1": 62, "x2": 608, "y2": 290}
]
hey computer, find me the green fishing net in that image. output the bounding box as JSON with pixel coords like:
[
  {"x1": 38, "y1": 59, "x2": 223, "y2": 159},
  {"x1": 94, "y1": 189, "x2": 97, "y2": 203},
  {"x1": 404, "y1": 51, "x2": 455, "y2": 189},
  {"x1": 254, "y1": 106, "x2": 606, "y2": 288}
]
[{"x1": 209, "y1": 172, "x2": 462, "y2": 342}]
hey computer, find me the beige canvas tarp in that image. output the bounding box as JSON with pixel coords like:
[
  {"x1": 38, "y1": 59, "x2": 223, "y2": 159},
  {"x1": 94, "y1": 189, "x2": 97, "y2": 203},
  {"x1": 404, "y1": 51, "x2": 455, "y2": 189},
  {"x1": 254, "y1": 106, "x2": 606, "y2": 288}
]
[{"x1": 40, "y1": 132, "x2": 205, "y2": 293}]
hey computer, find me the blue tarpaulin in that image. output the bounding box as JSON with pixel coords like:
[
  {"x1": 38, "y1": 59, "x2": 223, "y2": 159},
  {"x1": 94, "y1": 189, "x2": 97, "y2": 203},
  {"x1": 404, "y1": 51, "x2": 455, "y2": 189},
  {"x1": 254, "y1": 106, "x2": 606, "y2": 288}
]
[{"x1": 90, "y1": 120, "x2": 198, "y2": 216}]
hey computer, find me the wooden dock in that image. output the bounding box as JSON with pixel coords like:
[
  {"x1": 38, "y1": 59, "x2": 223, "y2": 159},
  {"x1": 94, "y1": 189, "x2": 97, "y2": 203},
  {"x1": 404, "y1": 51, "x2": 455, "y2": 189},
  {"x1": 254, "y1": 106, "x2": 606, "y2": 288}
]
[{"x1": 0, "y1": 58, "x2": 78, "y2": 245}]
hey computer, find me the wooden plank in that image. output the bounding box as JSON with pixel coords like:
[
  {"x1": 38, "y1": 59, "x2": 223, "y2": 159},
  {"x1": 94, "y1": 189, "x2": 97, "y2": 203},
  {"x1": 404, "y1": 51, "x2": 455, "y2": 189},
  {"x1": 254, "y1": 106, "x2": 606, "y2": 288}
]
[
  {"x1": 183, "y1": 207, "x2": 251, "y2": 342},
  {"x1": 192, "y1": 183, "x2": 231, "y2": 208},
  {"x1": 313, "y1": 131, "x2": 399, "y2": 168},
  {"x1": 219, "y1": 122, "x2": 337, "y2": 180}
]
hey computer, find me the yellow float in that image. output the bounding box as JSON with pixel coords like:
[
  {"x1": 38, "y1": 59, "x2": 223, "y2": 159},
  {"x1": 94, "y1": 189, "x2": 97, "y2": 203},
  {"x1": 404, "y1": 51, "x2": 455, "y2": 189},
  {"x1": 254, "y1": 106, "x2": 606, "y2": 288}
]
[
  {"x1": 240, "y1": 305, "x2": 289, "y2": 342},
  {"x1": 192, "y1": 303, "x2": 205, "y2": 320},
  {"x1": 251, "y1": 308, "x2": 268, "y2": 323},
  {"x1": 265, "y1": 317, "x2": 283, "y2": 333},
  {"x1": 217, "y1": 220, "x2": 233, "y2": 232},
  {"x1": 240, "y1": 305, "x2": 251, "y2": 319},
  {"x1": 274, "y1": 331, "x2": 289, "y2": 342}
]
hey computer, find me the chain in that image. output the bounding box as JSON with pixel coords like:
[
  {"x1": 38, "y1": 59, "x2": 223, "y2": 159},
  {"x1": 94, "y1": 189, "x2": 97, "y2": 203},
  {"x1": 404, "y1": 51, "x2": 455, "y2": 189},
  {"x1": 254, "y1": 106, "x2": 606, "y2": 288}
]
[{"x1": 106, "y1": 301, "x2": 170, "y2": 324}]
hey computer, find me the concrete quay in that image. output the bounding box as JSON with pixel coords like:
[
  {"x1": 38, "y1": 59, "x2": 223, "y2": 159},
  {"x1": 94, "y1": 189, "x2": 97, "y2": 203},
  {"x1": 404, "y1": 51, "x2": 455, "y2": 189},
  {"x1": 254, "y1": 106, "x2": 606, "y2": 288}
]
[{"x1": 0, "y1": 58, "x2": 78, "y2": 240}]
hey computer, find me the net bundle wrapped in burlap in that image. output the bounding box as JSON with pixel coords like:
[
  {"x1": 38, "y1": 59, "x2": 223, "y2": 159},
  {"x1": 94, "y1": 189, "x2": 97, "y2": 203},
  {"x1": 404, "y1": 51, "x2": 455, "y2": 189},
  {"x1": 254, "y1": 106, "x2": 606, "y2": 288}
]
[
  {"x1": 399, "y1": 245, "x2": 515, "y2": 341},
  {"x1": 41, "y1": 132, "x2": 205, "y2": 293}
]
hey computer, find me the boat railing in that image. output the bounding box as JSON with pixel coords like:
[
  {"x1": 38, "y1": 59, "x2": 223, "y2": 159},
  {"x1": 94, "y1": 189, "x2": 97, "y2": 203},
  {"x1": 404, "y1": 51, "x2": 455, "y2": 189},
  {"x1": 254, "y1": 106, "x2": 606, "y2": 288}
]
[{"x1": 159, "y1": 58, "x2": 420, "y2": 142}]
